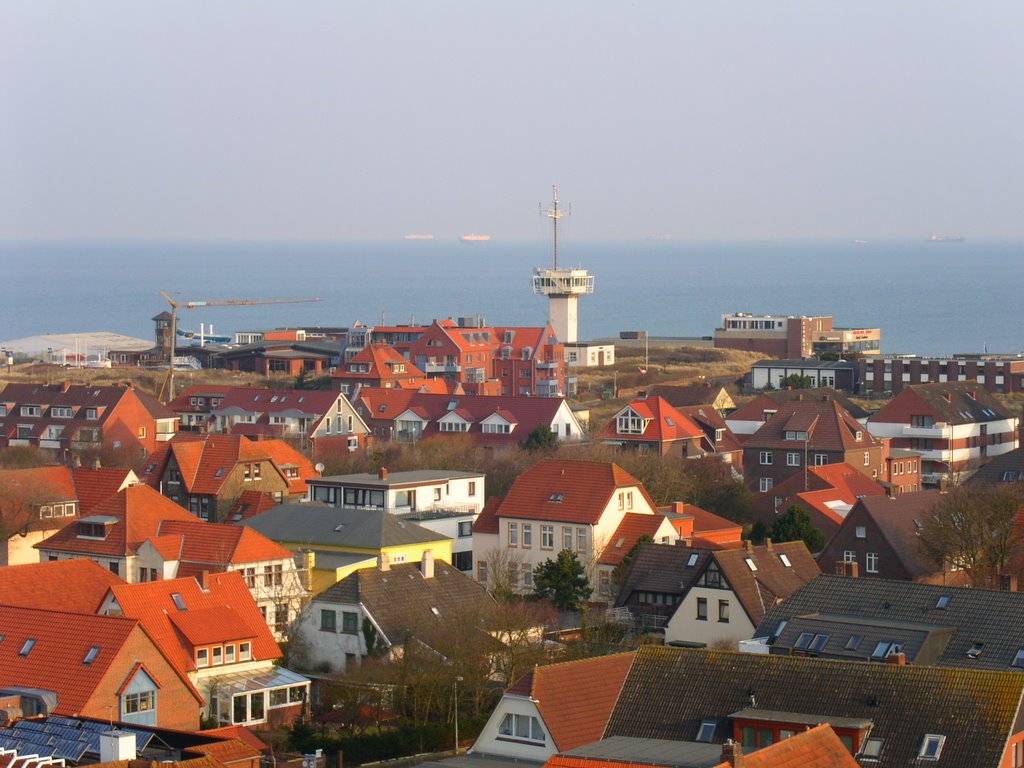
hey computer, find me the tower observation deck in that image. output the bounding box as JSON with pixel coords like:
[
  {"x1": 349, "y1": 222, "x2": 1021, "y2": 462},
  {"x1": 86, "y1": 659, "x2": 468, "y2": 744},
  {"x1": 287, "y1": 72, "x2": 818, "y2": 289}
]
[{"x1": 532, "y1": 185, "x2": 593, "y2": 344}]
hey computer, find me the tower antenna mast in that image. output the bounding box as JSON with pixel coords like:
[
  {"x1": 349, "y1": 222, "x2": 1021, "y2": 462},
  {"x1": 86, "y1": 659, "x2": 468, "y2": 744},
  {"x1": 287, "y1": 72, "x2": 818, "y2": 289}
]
[{"x1": 540, "y1": 184, "x2": 571, "y2": 269}]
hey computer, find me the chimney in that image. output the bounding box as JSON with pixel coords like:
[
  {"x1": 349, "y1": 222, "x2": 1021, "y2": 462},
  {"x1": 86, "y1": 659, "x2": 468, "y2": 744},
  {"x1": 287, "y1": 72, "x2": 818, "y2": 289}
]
[
  {"x1": 744, "y1": 539, "x2": 753, "y2": 553},
  {"x1": 92, "y1": 458, "x2": 102, "y2": 470},
  {"x1": 379, "y1": 467, "x2": 388, "y2": 481},
  {"x1": 938, "y1": 477, "x2": 948, "y2": 493},
  {"x1": 765, "y1": 538, "x2": 773, "y2": 552},
  {"x1": 73, "y1": 455, "x2": 82, "y2": 468},
  {"x1": 199, "y1": 570, "x2": 211, "y2": 591},
  {"x1": 1000, "y1": 574, "x2": 1019, "y2": 592},
  {"x1": 836, "y1": 560, "x2": 860, "y2": 578},
  {"x1": 886, "y1": 652, "x2": 907, "y2": 666},
  {"x1": 62, "y1": 381, "x2": 71, "y2": 392},
  {"x1": 421, "y1": 549, "x2": 435, "y2": 579},
  {"x1": 99, "y1": 731, "x2": 136, "y2": 763},
  {"x1": 380, "y1": 552, "x2": 390, "y2": 571},
  {"x1": 720, "y1": 739, "x2": 744, "y2": 768}
]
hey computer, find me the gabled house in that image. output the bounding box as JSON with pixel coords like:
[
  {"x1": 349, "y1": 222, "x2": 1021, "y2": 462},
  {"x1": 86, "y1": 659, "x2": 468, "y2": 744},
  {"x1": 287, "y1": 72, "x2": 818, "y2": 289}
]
[
  {"x1": 968, "y1": 445, "x2": 1024, "y2": 486},
  {"x1": 212, "y1": 339, "x2": 338, "y2": 377},
  {"x1": 815, "y1": 489, "x2": 965, "y2": 584},
  {"x1": 867, "y1": 381, "x2": 1019, "y2": 485},
  {"x1": 659, "y1": 502, "x2": 744, "y2": 548},
  {"x1": 0, "y1": 604, "x2": 203, "y2": 729},
  {"x1": 99, "y1": 571, "x2": 310, "y2": 729},
  {"x1": 132, "y1": 518, "x2": 308, "y2": 640},
  {"x1": 726, "y1": 389, "x2": 870, "y2": 438},
  {"x1": 293, "y1": 552, "x2": 494, "y2": 672},
  {"x1": 750, "y1": 462, "x2": 889, "y2": 541},
  {"x1": 354, "y1": 389, "x2": 584, "y2": 447},
  {"x1": 739, "y1": 395, "x2": 883, "y2": 494},
  {"x1": 408, "y1": 319, "x2": 500, "y2": 395},
  {"x1": 0, "y1": 558, "x2": 125, "y2": 613},
  {"x1": 751, "y1": 573, "x2": 1024, "y2": 670},
  {"x1": 614, "y1": 541, "x2": 819, "y2": 646},
  {"x1": 307, "y1": 467, "x2": 485, "y2": 573},
  {"x1": 139, "y1": 434, "x2": 317, "y2": 521},
  {"x1": 242, "y1": 502, "x2": 453, "y2": 592},
  {"x1": 648, "y1": 383, "x2": 736, "y2": 415},
  {"x1": 35, "y1": 484, "x2": 198, "y2": 579},
  {"x1": 472, "y1": 652, "x2": 636, "y2": 761},
  {"x1": 472, "y1": 460, "x2": 671, "y2": 599},
  {"x1": 330, "y1": 342, "x2": 429, "y2": 398},
  {"x1": 0, "y1": 382, "x2": 176, "y2": 459},
  {"x1": 604, "y1": 645, "x2": 1024, "y2": 767},
  {"x1": 168, "y1": 386, "x2": 369, "y2": 457},
  {"x1": 675, "y1": 404, "x2": 745, "y2": 467},
  {"x1": 492, "y1": 323, "x2": 570, "y2": 397},
  {"x1": 597, "y1": 396, "x2": 708, "y2": 458}
]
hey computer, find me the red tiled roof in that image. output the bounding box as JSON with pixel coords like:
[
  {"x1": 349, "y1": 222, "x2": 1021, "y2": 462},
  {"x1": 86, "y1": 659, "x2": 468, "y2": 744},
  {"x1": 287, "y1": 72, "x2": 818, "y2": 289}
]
[
  {"x1": 170, "y1": 606, "x2": 258, "y2": 645},
  {"x1": 598, "y1": 514, "x2": 672, "y2": 566},
  {"x1": 472, "y1": 496, "x2": 501, "y2": 534},
  {"x1": 71, "y1": 467, "x2": 135, "y2": 513},
  {"x1": 0, "y1": 604, "x2": 139, "y2": 713},
  {"x1": 229, "y1": 490, "x2": 280, "y2": 522},
  {"x1": 106, "y1": 571, "x2": 281, "y2": 675},
  {"x1": 509, "y1": 652, "x2": 635, "y2": 751},
  {"x1": 334, "y1": 343, "x2": 425, "y2": 381},
  {"x1": 183, "y1": 737, "x2": 261, "y2": 765},
  {"x1": 202, "y1": 727, "x2": 268, "y2": 754},
  {"x1": 156, "y1": 519, "x2": 294, "y2": 565},
  {"x1": 0, "y1": 559, "x2": 124, "y2": 613},
  {"x1": 745, "y1": 398, "x2": 878, "y2": 452},
  {"x1": 678, "y1": 504, "x2": 743, "y2": 534},
  {"x1": 0, "y1": 465, "x2": 76, "y2": 500},
  {"x1": 36, "y1": 484, "x2": 196, "y2": 557},
  {"x1": 494, "y1": 460, "x2": 656, "y2": 524},
  {"x1": 715, "y1": 723, "x2": 860, "y2": 768},
  {"x1": 596, "y1": 397, "x2": 705, "y2": 444}
]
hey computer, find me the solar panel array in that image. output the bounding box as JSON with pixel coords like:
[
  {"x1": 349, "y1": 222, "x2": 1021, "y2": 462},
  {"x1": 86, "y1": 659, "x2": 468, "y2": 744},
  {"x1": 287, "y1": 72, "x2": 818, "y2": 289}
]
[{"x1": 0, "y1": 718, "x2": 154, "y2": 764}]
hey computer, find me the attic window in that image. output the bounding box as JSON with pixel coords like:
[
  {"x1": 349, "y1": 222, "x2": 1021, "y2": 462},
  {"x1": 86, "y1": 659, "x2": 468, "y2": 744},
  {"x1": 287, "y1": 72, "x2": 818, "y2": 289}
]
[
  {"x1": 778, "y1": 553, "x2": 792, "y2": 567},
  {"x1": 548, "y1": 492, "x2": 564, "y2": 503},
  {"x1": 744, "y1": 557, "x2": 758, "y2": 572},
  {"x1": 871, "y1": 641, "x2": 904, "y2": 660},
  {"x1": 379, "y1": 405, "x2": 387, "y2": 413},
  {"x1": 918, "y1": 734, "x2": 945, "y2": 760},
  {"x1": 845, "y1": 634, "x2": 863, "y2": 651},
  {"x1": 687, "y1": 553, "x2": 699, "y2": 567},
  {"x1": 430, "y1": 607, "x2": 441, "y2": 616},
  {"x1": 215, "y1": 467, "x2": 226, "y2": 478},
  {"x1": 856, "y1": 430, "x2": 863, "y2": 440},
  {"x1": 808, "y1": 633, "x2": 830, "y2": 652},
  {"x1": 83, "y1": 646, "x2": 100, "y2": 665},
  {"x1": 696, "y1": 721, "x2": 716, "y2": 743},
  {"x1": 861, "y1": 737, "x2": 883, "y2": 760},
  {"x1": 1012, "y1": 649, "x2": 1024, "y2": 668},
  {"x1": 794, "y1": 632, "x2": 814, "y2": 650},
  {"x1": 772, "y1": 620, "x2": 787, "y2": 639},
  {"x1": 171, "y1": 593, "x2": 187, "y2": 611},
  {"x1": 665, "y1": 417, "x2": 675, "y2": 427},
  {"x1": 146, "y1": 463, "x2": 157, "y2": 474},
  {"x1": 936, "y1": 595, "x2": 950, "y2": 610},
  {"x1": 967, "y1": 642, "x2": 984, "y2": 660},
  {"x1": 19, "y1": 639, "x2": 36, "y2": 656}
]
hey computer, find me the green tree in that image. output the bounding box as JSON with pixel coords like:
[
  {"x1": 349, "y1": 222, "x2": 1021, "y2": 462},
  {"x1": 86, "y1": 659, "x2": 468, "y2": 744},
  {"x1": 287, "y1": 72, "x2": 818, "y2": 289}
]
[
  {"x1": 769, "y1": 506, "x2": 825, "y2": 552},
  {"x1": 779, "y1": 374, "x2": 814, "y2": 389},
  {"x1": 533, "y1": 550, "x2": 592, "y2": 611},
  {"x1": 522, "y1": 424, "x2": 558, "y2": 452}
]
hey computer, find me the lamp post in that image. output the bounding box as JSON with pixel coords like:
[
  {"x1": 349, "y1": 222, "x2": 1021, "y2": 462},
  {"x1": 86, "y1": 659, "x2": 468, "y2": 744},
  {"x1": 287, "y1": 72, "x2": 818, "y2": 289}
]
[{"x1": 453, "y1": 675, "x2": 464, "y2": 755}]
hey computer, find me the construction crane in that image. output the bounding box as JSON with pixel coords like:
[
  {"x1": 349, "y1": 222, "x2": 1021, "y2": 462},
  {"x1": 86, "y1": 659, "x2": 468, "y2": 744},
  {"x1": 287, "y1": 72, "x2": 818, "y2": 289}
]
[{"x1": 157, "y1": 290, "x2": 323, "y2": 402}]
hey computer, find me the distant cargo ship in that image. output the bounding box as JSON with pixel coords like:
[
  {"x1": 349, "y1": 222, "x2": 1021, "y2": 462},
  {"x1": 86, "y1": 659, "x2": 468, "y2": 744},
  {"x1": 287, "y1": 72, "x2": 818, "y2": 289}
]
[
  {"x1": 927, "y1": 234, "x2": 965, "y2": 242},
  {"x1": 459, "y1": 234, "x2": 491, "y2": 243},
  {"x1": 404, "y1": 234, "x2": 434, "y2": 240},
  {"x1": 852, "y1": 239, "x2": 869, "y2": 245}
]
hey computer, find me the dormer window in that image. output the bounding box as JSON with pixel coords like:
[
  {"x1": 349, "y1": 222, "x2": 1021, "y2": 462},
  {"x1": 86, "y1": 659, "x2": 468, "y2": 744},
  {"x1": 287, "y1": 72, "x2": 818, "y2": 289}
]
[
  {"x1": 617, "y1": 410, "x2": 646, "y2": 435},
  {"x1": 78, "y1": 521, "x2": 109, "y2": 539},
  {"x1": 86, "y1": 408, "x2": 97, "y2": 420},
  {"x1": 696, "y1": 721, "x2": 716, "y2": 742},
  {"x1": 548, "y1": 492, "x2": 565, "y2": 503},
  {"x1": 20, "y1": 406, "x2": 41, "y2": 417},
  {"x1": 918, "y1": 734, "x2": 945, "y2": 760},
  {"x1": 967, "y1": 642, "x2": 984, "y2": 659},
  {"x1": 861, "y1": 737, "x2": 883, "y2": 761},
  {"x1": 784, "y1": 430, "x2": 807, "y2": 441},
  {"x1": 715, "y1": 428, "x2": 725, "y2": 442},
  {"x1": 51, "y1": 407, "x2": 73, "y2": 419}
]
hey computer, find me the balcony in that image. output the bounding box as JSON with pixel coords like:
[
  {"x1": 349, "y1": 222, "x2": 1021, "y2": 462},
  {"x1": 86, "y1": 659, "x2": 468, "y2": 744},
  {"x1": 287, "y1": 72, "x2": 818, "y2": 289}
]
[
  {"x1": 536, "y1": 359, "x2": 560, "y2": 369},
  {"x1": 422, "y1": 361, "x2": 461, "y2": 374},
  {"x1": 901, "y1": 424, "x2": 950, "y2": 438}
]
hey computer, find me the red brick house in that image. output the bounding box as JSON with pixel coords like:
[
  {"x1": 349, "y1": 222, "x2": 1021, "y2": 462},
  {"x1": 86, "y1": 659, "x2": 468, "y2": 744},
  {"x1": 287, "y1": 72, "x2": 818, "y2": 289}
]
[
  {"x1": 99, "y1": 571, "x2": 310, "y2": 729},
  {"x1": 139, "y1": 434, "x2": 317, "y2": 521},
  {"x1": 330, "y1": 342, "x2": 429, "y2": 396},
  {"x1": 0, "y1": 382, "x2": 177, "y2": 459},
  {"x1": 597, "y1": 396, "x2": 708, "y2": 457},
  {"x1": 0, "y1": 604, "x2": 203, "y2": 729},
  {"x1": 491, "y1": 323, "x2": 570, "y2": 397},
  {"x1": 741, "y1": 396, "x2": 884, "y2": 494}
]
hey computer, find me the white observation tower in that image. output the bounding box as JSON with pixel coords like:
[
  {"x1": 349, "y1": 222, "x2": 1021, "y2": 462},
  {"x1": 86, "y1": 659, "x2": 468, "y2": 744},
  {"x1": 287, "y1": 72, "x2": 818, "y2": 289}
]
[{"x1": 531, "y1": 185, "x2": 593, "y2": 344}]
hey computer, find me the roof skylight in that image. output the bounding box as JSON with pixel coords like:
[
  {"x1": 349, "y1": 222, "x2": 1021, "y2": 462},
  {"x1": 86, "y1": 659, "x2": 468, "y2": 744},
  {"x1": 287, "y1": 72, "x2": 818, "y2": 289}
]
[
  {"x1": 687, "y1": 553, "x2": 699, "y2": 567},
  {"x1": 171, "y1": 593, "x2": 187, "y2": 611},
  {"x1": 19, "y1": 639, "x2": 36, "y2": 656},
  {"x1": 83, "y1": 646, "x2": 100, "y2": 665},
  {"x1": 744, "y1": 557, "x2": 758, "y2": 571},
  {"x1": 936, "y1": 595, "x2": 950, "y2": 609}
]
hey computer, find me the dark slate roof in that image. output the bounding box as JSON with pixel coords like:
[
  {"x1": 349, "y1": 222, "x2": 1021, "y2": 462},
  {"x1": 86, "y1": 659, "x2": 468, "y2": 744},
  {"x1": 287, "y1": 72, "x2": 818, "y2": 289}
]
[
  {"x1": 605, "y1": 646, "x2": 1024, "y2": 768},
  {"x1": 967, "y1": 446, "x2": 1024, "y2": 486},
  {"x1": 752, "y1": 359, "x2": 859, "y2": 371},
  {"x1": 243, "y1": 502, "x2": 449, "y2": 549},
  {"x1": 848, "y1": 491, "x2": 945, "y2": 577},
  {"x1": 648, "y1": 385, "x2": 732, "y2": 409},
  {"x1": 732, "y1": 389, "x2": 869, "y2": 421},
  {"x1": 615, "y1": 542, "x2": 713, "y2": 602},
  {"x1": 312, "y1": 560, "x2": 492, "y2": 648},
  {"x1": 871, "y1": 381, "x2": 1014, "y2": 426},
  {"x1": 754, "y1": 573, "x2": 1024, "y2": 671}
]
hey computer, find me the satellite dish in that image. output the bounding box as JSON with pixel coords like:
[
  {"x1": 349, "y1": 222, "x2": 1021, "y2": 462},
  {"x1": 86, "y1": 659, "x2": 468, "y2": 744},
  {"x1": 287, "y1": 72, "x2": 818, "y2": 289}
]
[{"x1": 314, "y1": 462, "x2": 325, "y2": 474}]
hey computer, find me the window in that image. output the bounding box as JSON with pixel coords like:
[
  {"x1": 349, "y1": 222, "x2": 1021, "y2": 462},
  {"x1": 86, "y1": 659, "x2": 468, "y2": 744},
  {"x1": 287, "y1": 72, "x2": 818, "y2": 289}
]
[
  {"x1": 866, "y1": 552, "x2": 879, "y2": 573},
  {"x1": 212, "y1": 646, "x2": 223, "y2": 665},
  {"x1": 171, "y1": 592, "x2": 186, "y2": 611},
  {"x1": 269, "y1": 688, "x2": 289, "y2": 707},
  {"x1": 918, "y1": 734, "x2": 945, "y2": 760},
  {"x1": 522, "y1": 524, "x2": 532, "y2": 548},
  {"x1": 523, "y1": 562, "x2": 534, "y2": 589},
  {"x1": 814, "y1": 453, "x2": 828, "y2": 465},
  {"x1": 794, "y1": 632, "x2": 814, "y2": 650},
  {"x1": 855, "y1": 526, "x2": 866, "y2": 539},
  {"x1": 718, "y1": 599, "x2": 729, "y2": 622},
  {"x1": 242, "y1": 567, "x2": 257, "y2": 588},
  {"x1": 809, "y1": 633, "x2": 830, "y2": 652},
  {"x1": 759, "y1": 477, "x2": 774, "y2": 492},
  {"x1": 779, "y1": 553, "x2": 792, "y2": 567},
  {"x1": 863, "y1": 451, "x2": 870, "y2": 466},
  {"x1": 434, "y1": 488, "x2": 443, "y2": 502},
  {"x1": 138, "y1": 426, "x2": 147, "y2": 439},
  {"x1": 238, "y1": 641, "x2": 251, "y2": 661},
  {"x1": 541, "y1": 525, "x2": 554, "y2": 549},
  {"x1": 759, "y1": 451, "x2": 773, "y2": 465},
  {"x1": 264, "y1": 564, "x2": 283, "y2": 587},
  {"x1": 83, "y1": 646, "x2": 100, "y2": 664},
  {"x1": 967, "y1": 642, "x2": 984, "y2": 659},
  {"x1": 687, "y1": 552, "x2": 699, "y2": 567},
  {"x1": 786, "y1": 452, "x2": 800, "y2": 466},
  {"x1": 342, "y1": 611, "x2": 359, "y2": 634},
  {"x1": 744, "y1": 557, "x2": 758, "y2": 572},
  {"x1": 696, "y1": 721, "x2": 716, "y2": 743},
  {"x1": 478, "y1": 560, "x2": 488, "y2": 584},
  {"x1": 577, "y1": 528, "x2": 587, "y2": 552},
  {"x1": 936, "y1": 595, "x2": 950, "y2": 610},
  {"x1": 845, "y1": 635, "x2": 863, "y2": 651},
  {"x1": 1013, "y1": 649, "x2": 1024, "y2": 668},
  {"x1": 563, "y1": 526, "x2": 573, "y2": 550},
  {"x1": 275, "y1": 603, "x2": 288, "y2": 634},
  {"x1": 861, "y1": 737, "x2": 883, "y2": 760},
  {"x1": 458, "y1": 521, "x2": 473, "y2": 538},
  {"x1": 696, "y1": 597, "x2": 708, "y2": 620},
  {"x1": 508, "y1": 523, "x2": 519, "y2": 547},
  {"x1": 468, "y1": 481, "x2": 477, "y2": 496},
  {"x1": 225, "y1": 644, "x2": 236, "y2": 663},
  {"x1": 123, "y1": 691, "x2": 155, "y2": 715},
  {"x1": 320, "y1": 609, "x2": 337, "y2": 632},
  {"x1": 197, "y1": 648, "x2": 209, "y2": 667},
  {"x1": 497, "y1": 713, "x2": 546, "y2": 744}
]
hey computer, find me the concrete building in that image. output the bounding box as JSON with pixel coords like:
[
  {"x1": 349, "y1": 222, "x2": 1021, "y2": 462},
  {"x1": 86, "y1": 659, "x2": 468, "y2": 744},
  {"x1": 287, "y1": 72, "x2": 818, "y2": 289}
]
[
  {"x1": 714, "y1": 312, "x2": 880, "y2": 359},
  {"x1": 749, "y1": 359, "x2": 861, "y2": 392}
]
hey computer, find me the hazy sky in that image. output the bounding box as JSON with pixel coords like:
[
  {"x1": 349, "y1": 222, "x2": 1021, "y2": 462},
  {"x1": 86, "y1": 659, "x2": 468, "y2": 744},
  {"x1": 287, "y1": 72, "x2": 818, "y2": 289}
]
[{"x1": 3, "y1": 1, "x2": 1024, "y2": 242}]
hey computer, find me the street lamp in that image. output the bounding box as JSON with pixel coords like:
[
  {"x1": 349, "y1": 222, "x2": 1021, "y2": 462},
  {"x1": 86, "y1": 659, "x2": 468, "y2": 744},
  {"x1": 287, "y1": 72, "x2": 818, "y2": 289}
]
[{"x1": 453, "y1": 675, "x2": 464, "y2": 755}]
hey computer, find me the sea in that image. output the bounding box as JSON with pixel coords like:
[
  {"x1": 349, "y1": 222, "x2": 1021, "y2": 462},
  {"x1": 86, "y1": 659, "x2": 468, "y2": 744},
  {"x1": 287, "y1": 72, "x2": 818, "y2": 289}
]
[{"x1": 1, "y1": 238, "x2": 1022, "y2": 358}]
